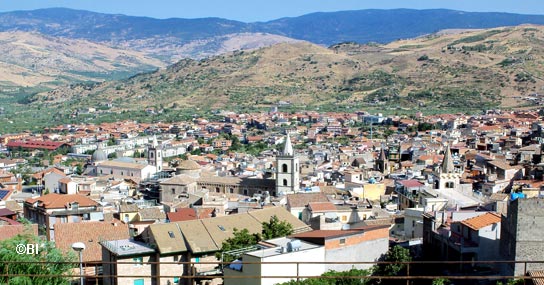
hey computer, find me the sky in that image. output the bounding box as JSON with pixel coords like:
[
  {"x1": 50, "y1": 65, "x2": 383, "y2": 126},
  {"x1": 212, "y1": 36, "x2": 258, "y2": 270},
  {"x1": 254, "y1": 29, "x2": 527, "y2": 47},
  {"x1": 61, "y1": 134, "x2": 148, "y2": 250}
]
[{"x1": 0, "y1": 0, "x2": 543, "y2": 22}]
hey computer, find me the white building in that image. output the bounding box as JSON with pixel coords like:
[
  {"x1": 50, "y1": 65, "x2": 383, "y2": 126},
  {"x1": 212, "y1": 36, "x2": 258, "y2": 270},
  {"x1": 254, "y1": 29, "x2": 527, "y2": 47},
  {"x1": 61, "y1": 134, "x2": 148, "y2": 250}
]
[
  {"x1": 223, "y1": 237, "x2": 325, "y2": 285},
  {"x1": 96, "y1": 160, "x2": 156, "y2": 181}
]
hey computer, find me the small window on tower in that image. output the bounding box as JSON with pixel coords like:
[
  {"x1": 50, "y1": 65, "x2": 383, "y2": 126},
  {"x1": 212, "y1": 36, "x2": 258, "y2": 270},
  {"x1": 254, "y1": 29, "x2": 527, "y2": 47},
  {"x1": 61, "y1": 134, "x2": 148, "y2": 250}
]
[{"x1": 283, "y1": 179, "x2": 288, "y2": 186}]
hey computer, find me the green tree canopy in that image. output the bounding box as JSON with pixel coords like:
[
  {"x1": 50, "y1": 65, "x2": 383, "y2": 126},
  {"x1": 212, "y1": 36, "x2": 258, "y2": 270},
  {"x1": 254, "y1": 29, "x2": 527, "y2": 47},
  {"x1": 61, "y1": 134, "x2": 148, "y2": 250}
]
[
  {"x1": 0, "y1": 233, "x2": 75, "y2": 285},
  {"x1": 371, "y1": 245, "x2": 412, "y2": 285},
  {"x1": 216, "y1": 215, "x2": 295, "y2": 263},
  {"x1": 215, "y1": 228, "x2": 261, "y2": 263},
  {"x1": 277, "y1": 268, "x2": 372, "y2": 285},
  {"x1": 262, "y1": 215, "x2": 294, "y2": 240}
]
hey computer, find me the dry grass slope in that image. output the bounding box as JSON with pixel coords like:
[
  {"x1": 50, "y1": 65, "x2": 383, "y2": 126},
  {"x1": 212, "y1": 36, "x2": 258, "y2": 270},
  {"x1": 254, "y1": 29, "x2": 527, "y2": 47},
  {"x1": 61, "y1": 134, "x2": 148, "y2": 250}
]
[{"x1": 32, "y1": 25, "x2": 544, "y2": 112}]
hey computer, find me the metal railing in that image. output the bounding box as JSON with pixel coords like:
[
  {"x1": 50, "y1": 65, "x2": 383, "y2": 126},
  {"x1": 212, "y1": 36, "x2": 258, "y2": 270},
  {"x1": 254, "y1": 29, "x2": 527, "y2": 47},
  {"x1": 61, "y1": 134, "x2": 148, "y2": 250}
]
[{"x1": 1, "y1": 260, "x2": 544, "y2": 284}]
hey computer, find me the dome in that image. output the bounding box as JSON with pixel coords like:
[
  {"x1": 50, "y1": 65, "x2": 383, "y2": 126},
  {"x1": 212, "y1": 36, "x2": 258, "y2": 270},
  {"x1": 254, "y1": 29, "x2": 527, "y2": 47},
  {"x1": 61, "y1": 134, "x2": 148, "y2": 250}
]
[
  {"x1": 176, "y1": 160, "x2": 201, "y2": 171},
  {"x1": 92, "y1": 148, "x2": 107, "y2": 162}
]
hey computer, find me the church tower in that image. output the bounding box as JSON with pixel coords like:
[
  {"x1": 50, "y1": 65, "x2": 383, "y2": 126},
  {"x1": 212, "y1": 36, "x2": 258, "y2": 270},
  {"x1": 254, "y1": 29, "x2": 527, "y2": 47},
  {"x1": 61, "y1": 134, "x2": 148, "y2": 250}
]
[
  {"x1": 375, "y1": 144, "x2": 390, "y2": 175},
  {"x1": 147, "y1": 135, "x2": 162, "y2": 172},
  {"x1": 276, "y1": 134, "x2": 300, "y2": 195},
  {"x1": 435, "y1": 144, "x2": 461, "y2": 190}
]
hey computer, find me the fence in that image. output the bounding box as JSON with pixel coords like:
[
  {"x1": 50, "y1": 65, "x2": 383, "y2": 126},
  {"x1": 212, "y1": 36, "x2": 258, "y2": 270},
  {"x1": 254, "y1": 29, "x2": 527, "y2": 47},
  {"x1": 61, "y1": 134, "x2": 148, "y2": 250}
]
[{"x1": 1, "y1": 260, "x2": 544, "y2": 285}]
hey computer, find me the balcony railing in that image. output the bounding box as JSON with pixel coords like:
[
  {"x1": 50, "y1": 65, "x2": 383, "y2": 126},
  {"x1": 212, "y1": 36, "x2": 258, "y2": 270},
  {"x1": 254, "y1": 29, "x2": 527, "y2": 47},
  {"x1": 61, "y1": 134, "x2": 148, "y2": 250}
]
[{"x1": 1, "y1": 260, "x2": 543, "y2": 284}]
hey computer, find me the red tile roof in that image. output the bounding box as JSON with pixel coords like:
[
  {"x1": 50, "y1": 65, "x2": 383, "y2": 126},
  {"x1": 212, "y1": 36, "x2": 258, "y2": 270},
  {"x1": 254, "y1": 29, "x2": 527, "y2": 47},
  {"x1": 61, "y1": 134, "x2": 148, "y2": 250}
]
[
  {"x1": 0, "y1": 224, "x2": 38, "y2": 240},
  {"x1": 461, "y1": 212, "x2": 501, "y2": 231},
  {"x1": 398, "y1": 180, "x2": 424, "y2": 188},
  {"x1": 308, "y1": 202, "x2": 337, "y2": 213},
  {"x1": 25, "y1": 193, "x2": 99, "y2": 209},
  {"x1": 6, "y1": 140, "x2": 70, "y2": 151},
  {"x1": 287, "y1": 193, "x2": 329, "y2": 208},
  {"x1": 54, "y1": 221, "x2": 129, "y2": 262}
]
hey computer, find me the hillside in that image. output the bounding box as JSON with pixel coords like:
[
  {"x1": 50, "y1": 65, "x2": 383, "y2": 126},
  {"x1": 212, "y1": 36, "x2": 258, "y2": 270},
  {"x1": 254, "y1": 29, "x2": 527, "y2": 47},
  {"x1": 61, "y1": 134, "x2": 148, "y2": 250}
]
[
  {"x1": 31, "y1": 25, "x2": 544, "y2": 114},
  {"x1": 3, "y1": 8, "x2": 544, "y2": 61},
  {"x1": 0, "y1": 31, "x2": 165, "y2": 89}
]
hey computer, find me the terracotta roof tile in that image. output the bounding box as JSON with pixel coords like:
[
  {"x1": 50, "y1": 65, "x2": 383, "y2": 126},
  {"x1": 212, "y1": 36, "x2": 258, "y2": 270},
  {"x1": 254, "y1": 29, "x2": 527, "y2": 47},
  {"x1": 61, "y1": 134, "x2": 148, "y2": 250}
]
[
  {"x1": 0, "y1": 224, "x2": 38, "y2": 240},
  {"x1": 25, "y1": 193, "x2": 99, "y2": 209},
  {"x1": 308, "y1": 202, "x2": 337, "y2": 212},
  {"x1": 54, "y1": 221, "x2": 129, "y2": 262},
  {"x1": 461, "y1": 212, "x2": 501, "y2": 231},
  {"x1": 287, "y1": 193, "x2": 329, "y2": 208}
]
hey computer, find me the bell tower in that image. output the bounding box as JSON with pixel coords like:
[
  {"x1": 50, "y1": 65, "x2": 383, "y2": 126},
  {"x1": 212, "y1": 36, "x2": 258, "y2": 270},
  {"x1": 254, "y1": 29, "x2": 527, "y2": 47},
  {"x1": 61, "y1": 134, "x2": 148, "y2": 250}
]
[
  {"x1": 148, "y1": 135, "x2": 162, "y2": 172},
  {"x1": 276, "y1": 133, "x2": 300, "y2": 194}
]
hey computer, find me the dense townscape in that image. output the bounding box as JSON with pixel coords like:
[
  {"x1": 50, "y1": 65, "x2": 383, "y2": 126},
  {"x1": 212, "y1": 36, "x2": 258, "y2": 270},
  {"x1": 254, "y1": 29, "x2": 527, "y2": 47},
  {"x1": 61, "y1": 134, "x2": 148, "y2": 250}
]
[{"x1": 1, "y1": 108, "x2": 544, "y2": 284}]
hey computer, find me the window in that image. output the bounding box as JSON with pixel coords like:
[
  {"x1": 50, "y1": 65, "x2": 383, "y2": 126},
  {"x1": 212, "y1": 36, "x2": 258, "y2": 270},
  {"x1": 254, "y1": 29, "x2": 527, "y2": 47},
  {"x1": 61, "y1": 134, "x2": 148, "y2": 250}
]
[
  {"x1": 339, "y1": 238, "x2": 346, "y2": 245},
  {"x1": 150, "y1": 152, "x2": 154, "y2": 159},
  {"x1": 121, "y1": 171, "x2": 124, "y2": 176},
  {"x1": 243, "y1": 189, "x2": 248, "y2": 195},
  {"x1": 168, "y1": 231, "x2": 175, "y2": 238},
  {"x1": 110, "y1": 170, "x2": 113, "y2": 174},
  {"x1": 283, "y1": 179, "x2": 288, "y2": 186},
  {"x1": 100, "y1": 169, "x2": 103, "y2": 174},
  {"x1": 282, "y1": 164, "x2": 288, "y2": 173},
  {"x1": 229, "y1": 188, "x2": 234, "y2": 194},
  {"x1": 172, "y1": 188, "x2": 176, "y2": 194},
  {"x1": 295, "y1": 163, "x2": 298, "y2": 172},
  {"x1": 215, "y1": 187, "x2": 220, "y2": 193}
]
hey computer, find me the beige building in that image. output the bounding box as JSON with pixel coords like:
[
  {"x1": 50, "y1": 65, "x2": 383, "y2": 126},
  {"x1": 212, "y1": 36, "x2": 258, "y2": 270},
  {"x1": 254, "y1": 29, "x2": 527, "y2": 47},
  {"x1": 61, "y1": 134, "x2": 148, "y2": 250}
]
[
  {"x1": 101, "y1": 239, "x2": 156, "y2": 285},
  {"x1": 96, "y1": 160, "x2": 157, "y2": 181}
]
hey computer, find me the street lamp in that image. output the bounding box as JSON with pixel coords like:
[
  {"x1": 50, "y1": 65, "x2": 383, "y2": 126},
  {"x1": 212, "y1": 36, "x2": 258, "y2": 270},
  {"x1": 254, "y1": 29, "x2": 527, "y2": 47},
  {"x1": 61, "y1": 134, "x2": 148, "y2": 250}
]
[{"x1": 71, "y1": 242, "x2": 86, "y2": 285}]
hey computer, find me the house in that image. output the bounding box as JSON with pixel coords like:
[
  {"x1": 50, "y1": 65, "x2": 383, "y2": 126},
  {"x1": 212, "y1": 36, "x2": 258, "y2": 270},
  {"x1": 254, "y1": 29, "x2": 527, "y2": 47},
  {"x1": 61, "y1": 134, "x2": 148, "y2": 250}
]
[
  {"x1": 394, "y1": 179, "x2": 426, "y2": 210},
  {"x1": 423, "y1": 210, "x2": 500, "y2": 271},
  {"x1": 23, "y1": 193, "x2": 101, "y2": 240},
  {"x1": 302, "y1": 201, "x2": 374, "y2": 229},
  {"x1": 101, "y1": 239, "x2": 157, "y2": 285},
  {"x1": 223, "y1": 226, "x2": 390, "y2": 285},
  {"x1": 159, "y1": 175, "x2": 198, "y2": 203},
  {"x1": 54, "y1": 221, "x2": 130, "y2": 280},
  {"x1": 286, "y1": 193, "x2": 330, "y2": 220},
  {"x1": 135, "y1": 206, "x2": 311, "y2": 285},
  {"x1": 223, "y1": 237, "x2": 325, "y2": 285},
  {"x1": 292, "y1": 226, "x2": 390, "y2": 271}
]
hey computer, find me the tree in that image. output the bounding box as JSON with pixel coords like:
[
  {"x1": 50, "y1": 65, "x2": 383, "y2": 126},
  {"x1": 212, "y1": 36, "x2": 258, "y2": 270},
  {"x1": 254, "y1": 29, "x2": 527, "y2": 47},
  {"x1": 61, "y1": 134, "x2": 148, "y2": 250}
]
[
  {"x1": 372, "y1": 246, "x2": 412, "y2": 284},
  {"x1": 215, "y1": 228, "x2": 261, "y2": 263},
  {"x1": 217, "y1": 215, "x2": 294, "y2": 263},
  {"x1": 276, "y1": 268, "x2": 372, "y2": 285},
  {"x1": 432, "y1": 278, "x2": 450, "y2": 285},
  {"x1": 262, "y1": 215, "x2": 294, "y2": 240},
  {"x1": 0, "y1": 233, "x2": 75, "y2": 285}
]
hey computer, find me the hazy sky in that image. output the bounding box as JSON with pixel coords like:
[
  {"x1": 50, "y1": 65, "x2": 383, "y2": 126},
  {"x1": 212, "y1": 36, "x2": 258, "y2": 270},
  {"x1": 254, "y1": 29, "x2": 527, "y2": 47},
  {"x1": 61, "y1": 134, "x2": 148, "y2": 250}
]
[{"x1": 1, "y1": 0, "x2": 543, "y2": 22}]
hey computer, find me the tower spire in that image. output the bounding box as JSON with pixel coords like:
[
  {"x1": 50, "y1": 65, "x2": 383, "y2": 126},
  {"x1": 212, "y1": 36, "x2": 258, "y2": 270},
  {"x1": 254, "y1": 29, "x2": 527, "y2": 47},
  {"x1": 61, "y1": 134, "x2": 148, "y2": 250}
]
[
  {"x1": 441, "y1": 144, "x2": 455, "y2": 174},
  {"x1": 283, "y1": 133, "x2": 293, "y2": 156}
]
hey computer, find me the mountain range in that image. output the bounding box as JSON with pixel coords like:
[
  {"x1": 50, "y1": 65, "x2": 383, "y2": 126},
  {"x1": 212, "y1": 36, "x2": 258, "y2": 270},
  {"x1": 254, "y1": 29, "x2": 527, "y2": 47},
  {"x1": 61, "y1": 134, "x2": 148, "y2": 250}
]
[
  {"x1": 3, "y1": 8, "x2": 544, "y2": 60},
  {"x1": 32, "y1": 25, "x2": 544, "y2": 114}
]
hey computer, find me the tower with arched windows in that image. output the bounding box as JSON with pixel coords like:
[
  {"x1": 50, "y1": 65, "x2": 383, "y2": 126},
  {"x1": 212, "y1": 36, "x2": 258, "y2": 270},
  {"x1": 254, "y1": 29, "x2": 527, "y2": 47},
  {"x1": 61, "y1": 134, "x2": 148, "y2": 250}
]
[
  {"x1": 147, "y1": 135, "x2": 163, "y2": 172},
  {"x1": 434, "y1": 144, "x2": 461, "y2": 191},
  {"x1": 276, "y1": 134, "x2": 300, "y2": 194}
]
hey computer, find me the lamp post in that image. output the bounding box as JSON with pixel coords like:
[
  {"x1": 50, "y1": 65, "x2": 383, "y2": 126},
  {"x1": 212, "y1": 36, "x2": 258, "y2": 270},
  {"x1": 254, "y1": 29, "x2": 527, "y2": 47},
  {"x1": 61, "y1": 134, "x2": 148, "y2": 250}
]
[{"x1": 71, "y1": 242, "x2": 86, "y2": 285}]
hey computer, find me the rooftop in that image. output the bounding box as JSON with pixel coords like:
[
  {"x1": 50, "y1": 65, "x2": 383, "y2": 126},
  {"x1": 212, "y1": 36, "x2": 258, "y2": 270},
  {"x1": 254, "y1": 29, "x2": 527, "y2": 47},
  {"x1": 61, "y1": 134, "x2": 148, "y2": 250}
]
[{"x1": 101, "y1": 238, "x2": 155, "y2": 257}]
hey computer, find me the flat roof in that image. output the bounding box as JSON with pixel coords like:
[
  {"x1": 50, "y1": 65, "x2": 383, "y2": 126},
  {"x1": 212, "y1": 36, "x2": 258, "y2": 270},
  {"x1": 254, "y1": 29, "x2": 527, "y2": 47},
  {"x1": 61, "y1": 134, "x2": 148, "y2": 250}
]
[
  {"x1": 101, "y1": 239, "x2": 155, "y2": 257},
  {"x1": 244, "y1": 237, "x2": 321, "y2": 259}
]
